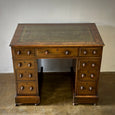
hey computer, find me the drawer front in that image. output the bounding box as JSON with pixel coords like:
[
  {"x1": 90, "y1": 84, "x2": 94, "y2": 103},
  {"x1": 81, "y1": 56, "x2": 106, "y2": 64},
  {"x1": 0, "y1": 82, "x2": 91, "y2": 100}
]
[
  {"x1": 15, "y1": 60, "x2": 36, "y2": 69},
  {"x1": 77, "y1": 82, "x2": 96, "y2": 95},
  {"x1": 17, "y1": 81, "x2": 37, "y2": 95},
  {"x1": 79, "y1": 59, "x2": 100, "y2": 71},
  {"x1": 36, "y1": 48, "x2": 78, "y2": 58},
  {"x1": 78, "y1": 70, "x2": 98, "y2": 81},
  {"x1": 14, "y1": 48, "x2": 35, "y2": 58},
  {"x1": 16, "y1": 70, "x2": 37, "y2": 80},
  {"x1": 79, "y1": 47, "x2": 102, "y2": 57}
]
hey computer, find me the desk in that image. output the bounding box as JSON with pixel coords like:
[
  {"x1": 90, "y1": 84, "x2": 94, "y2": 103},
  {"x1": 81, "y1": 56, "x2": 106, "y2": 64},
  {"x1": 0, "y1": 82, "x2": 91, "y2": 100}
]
[{"x1": 10, "y1": 23, "x2": 104, "y2": 105}]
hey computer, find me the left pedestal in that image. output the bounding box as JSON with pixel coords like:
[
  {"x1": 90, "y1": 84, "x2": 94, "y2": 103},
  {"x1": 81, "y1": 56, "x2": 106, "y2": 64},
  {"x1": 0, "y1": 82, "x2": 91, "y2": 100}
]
[{"x1": 11, "y1": 47, "x2": 40, "y2": 105}]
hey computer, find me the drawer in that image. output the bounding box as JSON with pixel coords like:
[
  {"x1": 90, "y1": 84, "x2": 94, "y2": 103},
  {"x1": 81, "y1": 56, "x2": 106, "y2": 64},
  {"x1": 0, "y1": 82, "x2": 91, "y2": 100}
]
[
  {"x1": 17, "y1": 81, "x2": 37, "y2": 96},
  {"x1": 16, "y1": 70, "x2": 37, "y2": 80},
  {"x1": 79, "y1": 47, "x2": 102, "y2": 57},
  {"x1": 36, "y1": 47, "x2": 78, "y2": 58},
  {"x1": 77, "y1": 82, "x2": 96, "y2": 95},
  {"x1": 14, "y1": 48, "x2": 35, "y2": 58},
  {"x1": 78, "y1": 59, "x2": 100, "y2": 70},
  {"x1": 78, "y1": 70, "x2": 98, "y2": 81},
  {"x1": 15, "y1": 60, "x2": 36, "y2": 69}
]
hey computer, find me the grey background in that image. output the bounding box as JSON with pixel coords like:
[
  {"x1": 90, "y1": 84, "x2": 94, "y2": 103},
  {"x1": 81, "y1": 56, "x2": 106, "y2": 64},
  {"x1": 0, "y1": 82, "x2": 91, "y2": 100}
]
[{"x1": 0, "y1": 0, "x2": 115, "y2": 73}]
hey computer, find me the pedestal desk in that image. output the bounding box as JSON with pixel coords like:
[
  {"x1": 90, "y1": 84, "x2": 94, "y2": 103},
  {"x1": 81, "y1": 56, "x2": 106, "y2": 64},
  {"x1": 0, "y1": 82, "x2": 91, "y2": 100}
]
[{"x1": 10, "y1": 23, "x2": 104, "y2": 105}]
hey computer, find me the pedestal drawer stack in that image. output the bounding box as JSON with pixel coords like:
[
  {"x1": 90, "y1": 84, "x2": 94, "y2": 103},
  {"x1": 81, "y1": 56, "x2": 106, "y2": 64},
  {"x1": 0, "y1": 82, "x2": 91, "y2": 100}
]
[
  {"x1": 10, "y1": 23, "x2": 104, "y2": 105},
  {"x1": 12, "y1": 47, "x2": 39, "y2": 105},
  {"x1": 74, "y1": 47, "x2": 103, "y2": 105}
]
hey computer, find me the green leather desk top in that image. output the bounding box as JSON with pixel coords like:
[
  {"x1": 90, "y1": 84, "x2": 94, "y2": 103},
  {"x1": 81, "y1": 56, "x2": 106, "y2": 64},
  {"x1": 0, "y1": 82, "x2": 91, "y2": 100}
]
[{"x1": 10, "y1": 23, "x2": 104, "y2": 47}]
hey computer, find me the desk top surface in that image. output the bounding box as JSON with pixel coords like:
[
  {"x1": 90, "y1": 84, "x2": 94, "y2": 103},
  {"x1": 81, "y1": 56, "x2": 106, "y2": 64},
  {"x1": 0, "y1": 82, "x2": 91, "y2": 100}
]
[{"x1": 10, "y1": 23, "x2": 104, "y2": 47}]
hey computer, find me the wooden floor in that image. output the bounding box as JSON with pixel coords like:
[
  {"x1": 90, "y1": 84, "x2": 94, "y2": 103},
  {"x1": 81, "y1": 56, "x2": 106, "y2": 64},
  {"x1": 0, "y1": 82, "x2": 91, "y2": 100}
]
[{"x1": 0, "y1": 72, "x2": 115, "y2": 115}]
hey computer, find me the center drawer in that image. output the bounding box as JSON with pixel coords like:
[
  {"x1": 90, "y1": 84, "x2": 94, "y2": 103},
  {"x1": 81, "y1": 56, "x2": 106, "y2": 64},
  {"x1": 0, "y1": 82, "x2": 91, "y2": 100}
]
[{"x1": 36, "y1": 47, "x2": 78, "y2": 58}]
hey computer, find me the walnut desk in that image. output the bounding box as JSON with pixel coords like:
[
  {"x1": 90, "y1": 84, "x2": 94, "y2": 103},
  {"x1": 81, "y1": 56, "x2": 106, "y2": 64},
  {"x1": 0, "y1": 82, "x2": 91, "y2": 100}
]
[{"x1": 10, "y1": 23, "x2": 104, "y2": 105}]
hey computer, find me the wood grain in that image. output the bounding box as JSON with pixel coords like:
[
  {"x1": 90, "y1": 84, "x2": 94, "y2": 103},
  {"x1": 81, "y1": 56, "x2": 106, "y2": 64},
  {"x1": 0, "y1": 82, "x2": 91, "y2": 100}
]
[
  {"x1": 36, "y1": 47, "x2": 78, "y2": 58},
  {"x1": 10, "y1": 23, "x2": 104, "y2": 105}
]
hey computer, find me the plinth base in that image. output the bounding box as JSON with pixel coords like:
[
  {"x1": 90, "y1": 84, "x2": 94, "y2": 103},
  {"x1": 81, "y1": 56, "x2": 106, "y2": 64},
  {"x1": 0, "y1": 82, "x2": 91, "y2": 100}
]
[{"x1": 15, "y1": 96, "x2": 40, "y2": 105}]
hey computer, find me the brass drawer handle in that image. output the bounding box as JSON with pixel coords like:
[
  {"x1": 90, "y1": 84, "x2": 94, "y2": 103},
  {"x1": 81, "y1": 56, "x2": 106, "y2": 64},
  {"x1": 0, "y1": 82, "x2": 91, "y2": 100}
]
[
  {"x1": 81, "y1": 74, "x2": 85, "y2": 78},
  {"x1": 27, "y1": 51, "x2": 31, "y2": 55},
  {"x1": 45, "y1": 50, "x2": 49, "y2": 55},
  {"x1": 18, "y1": 63, "x2": 22, "y2": 67},
  {"x1": 19, "y1": 73, "x2": 23, "y2": 78},
  {"x1": 30, "y1": 86, "x2": 33, "y2": 91},
  {"x1": 89, "y1": 87, "x2": 93, "y2": 91},
  {"x1": 29, "y1": 73, "x2": 32, "y2": 78},
  {"x1": 17, "y1": 50, "x2": 21, "y2": 55},
  {"x1": 90, "y1": 74, "x2": 94, "y2": 78},
  {"x1": 92, "y1": 63, "x2": 95, "y2": 67},
  {"x1": 93, "y1": 50, "x2": 97, "y2": 55},
  {"x1": 65, "y1": 50, "x2": 69, "y2": 55},
  {"x1": 28, "y1": 63, "x2": 31, "y2": 67},
  {"x1": 20, "y1": 86, "x2": 24, "y2": 90},
  {"x1": 82, "y1": 63, "x2": 86, "y2": 67},
  {"x1": 83, "y1": 50, "x2": 87, "y2": 55},
  {"x1": 80, "y1": 86, "x2": 84, "y2": 90}
]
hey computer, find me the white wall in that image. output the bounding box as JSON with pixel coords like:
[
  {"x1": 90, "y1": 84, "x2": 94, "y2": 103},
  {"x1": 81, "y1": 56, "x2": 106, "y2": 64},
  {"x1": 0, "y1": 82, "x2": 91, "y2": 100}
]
[{"x1": 0, "y1": 0, "x2": 115, "y2": 73}]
